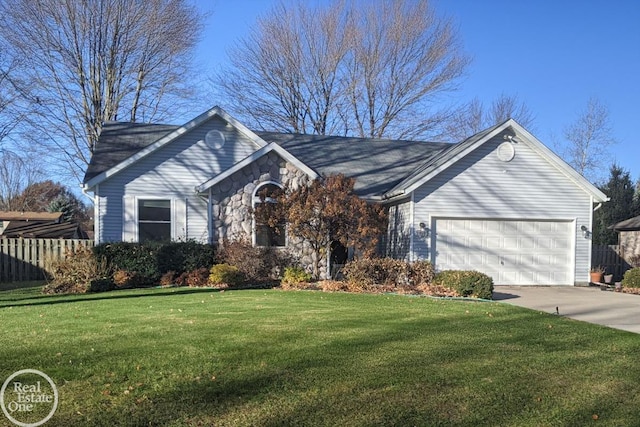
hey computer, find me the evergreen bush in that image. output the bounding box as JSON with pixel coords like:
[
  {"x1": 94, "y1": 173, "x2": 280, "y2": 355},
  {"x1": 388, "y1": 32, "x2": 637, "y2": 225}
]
[
  {"x1": 433, "y1": 270, "x2": 494, "y2": 299},
  {"x1": 622, "y1": 268, "x2": 640, "y2": 288}
]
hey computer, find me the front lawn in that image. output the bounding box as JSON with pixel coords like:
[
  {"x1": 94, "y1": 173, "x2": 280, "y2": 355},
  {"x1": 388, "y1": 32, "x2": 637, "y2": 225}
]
[{"x1": 0, "y1": 285, "x2": 639, "y2": 426}]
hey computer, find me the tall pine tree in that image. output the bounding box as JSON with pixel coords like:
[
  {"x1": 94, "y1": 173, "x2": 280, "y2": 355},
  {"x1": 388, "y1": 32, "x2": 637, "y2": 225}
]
[{"x1": 593, "y1": 165, "x2": 639, "y2": 245}]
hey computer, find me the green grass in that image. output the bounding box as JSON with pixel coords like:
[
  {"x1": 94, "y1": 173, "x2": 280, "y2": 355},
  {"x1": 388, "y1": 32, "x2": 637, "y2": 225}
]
[{"x1": 0, "y1": 285, "x2": 639, "y2": 426}]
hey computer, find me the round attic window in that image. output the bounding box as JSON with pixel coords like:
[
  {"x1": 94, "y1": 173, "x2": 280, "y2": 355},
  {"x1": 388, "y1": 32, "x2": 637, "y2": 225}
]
[
  {"x1": 497, "y1": 142, "x2": 515, "y2": 162},
  {"x1": 205, "y1": 130, "x2": 225, "y2": 149}
]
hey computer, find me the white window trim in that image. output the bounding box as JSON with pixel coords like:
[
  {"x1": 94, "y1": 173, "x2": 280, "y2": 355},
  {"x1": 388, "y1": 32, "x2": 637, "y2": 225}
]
[
  {"x1": 252, "y1": 181, "x2": 286, "y2": 247},
  {"x1": 129, "y1": 196, "x2": 177, "y2": 243}
]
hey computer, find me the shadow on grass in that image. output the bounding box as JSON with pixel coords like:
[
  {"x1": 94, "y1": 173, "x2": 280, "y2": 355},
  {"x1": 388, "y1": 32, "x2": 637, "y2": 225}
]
[
  {"x1": 0, "y1": 281, "x2": 46, "y2": 291},
  {"x1": 0, "y1": 287, "x2": 222, "y2": 309},
  {"x1": 51, "y1": 310, "x2": 637, "y2": 426}
]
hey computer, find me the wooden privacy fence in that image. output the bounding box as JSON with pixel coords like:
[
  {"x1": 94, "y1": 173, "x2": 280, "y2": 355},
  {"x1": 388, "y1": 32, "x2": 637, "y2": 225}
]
[
  {"x1": 0, "y1": 238, "x2": 93, "y2": 282},
  {"x1": 592, "y1": 244, "x2": 628, "y2": 280}
]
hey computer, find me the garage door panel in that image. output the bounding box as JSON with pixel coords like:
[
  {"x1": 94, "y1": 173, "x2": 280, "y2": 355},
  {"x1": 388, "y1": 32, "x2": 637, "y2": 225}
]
[
  {"x1": 434, "y1": 219, "x2": 573, "y2": 285},
  {"x1": 519, "y1": 221, "x2": 537, "y2": 234},
  {"x1": 468, "y1": 236, "x2": 482, "y2": 249},
  {"x1": 520, "y1": 237, "x2": 535, "y2": 249},
  {"x1": 555, "y1": 238, "x2": 570, "y2": 249},
  {"x1": 486, "y1": 221, "x2": 501, "y2": 232}
]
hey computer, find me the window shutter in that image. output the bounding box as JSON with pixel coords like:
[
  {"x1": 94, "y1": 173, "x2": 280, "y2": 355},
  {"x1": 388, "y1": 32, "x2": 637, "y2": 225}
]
[
  {"x1": 174, "y1": 198, "x2": 187, "y2": 241},
  {"x1": 122, "y1": 196, "x2": 137, "y2": 242}
]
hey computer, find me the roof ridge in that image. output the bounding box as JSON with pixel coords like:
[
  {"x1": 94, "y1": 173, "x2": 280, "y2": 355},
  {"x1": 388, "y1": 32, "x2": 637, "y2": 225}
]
[{"x1": 254, "y1": 130, "x2": 448, "y2": 146}]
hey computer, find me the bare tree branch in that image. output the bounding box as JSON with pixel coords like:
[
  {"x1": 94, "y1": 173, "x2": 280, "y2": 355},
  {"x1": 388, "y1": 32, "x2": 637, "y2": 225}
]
[
  {"x1": 560, "y1": 97, "x2": 616, "y2": 183},
  {"x1": 444, "y1": 94, "x2": 536, "y2": 142},
  {"x1": 0, "y1": 150, "x2": 43, "y2": 210},
  {"x1": 0, "y1": 0, "x2": 203, "y2": 182},
  {"x1": 215, "y1": 0, "x2": 469, "y2": 139}
]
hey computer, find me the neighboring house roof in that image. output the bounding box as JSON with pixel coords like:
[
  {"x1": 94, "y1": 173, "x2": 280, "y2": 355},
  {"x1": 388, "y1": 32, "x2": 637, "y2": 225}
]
[
  {"x1": 0, "y1": 211, "x2": 63, "y2": 222},
  {"x1": 1, "y1": 220, "x2": 88, "y2": 239},
  {"x1": 610, "y1": 215, "x2": 640, "y2": 231}
]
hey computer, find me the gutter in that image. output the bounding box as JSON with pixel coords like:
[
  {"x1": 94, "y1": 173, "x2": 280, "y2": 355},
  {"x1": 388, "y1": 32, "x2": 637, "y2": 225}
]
[
  {"x1": 380, "y1": 190, "x2": 407, "y2": 202},
  {"x1": 80, "y1": 184, "x2": 95, "y2": 204}
]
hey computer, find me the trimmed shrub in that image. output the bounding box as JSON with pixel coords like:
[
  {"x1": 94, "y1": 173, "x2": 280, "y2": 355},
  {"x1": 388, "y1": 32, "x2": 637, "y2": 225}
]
[
  {"x1": 343, "y1": 258, "x2": 406, "y2": 288},
  {"x1": 342, "y1": 258, "x2": 435, "y2": 290},
  {"x1": 433, "y1": 270, "x2": 494, "y2": 300},
  {"x1": 112, "y1": 270, "x2": 148, "y2": 289},
  {"x1": 177, "y1": 268, "x2": 210, "y2": 287},
  {"x1": 93, "y1": 241, "x2": 215, "y2": 285},
  {"x1": 160, "y1": 271, "x2": 177, "y2": 287},
  {"x1": 43, "y1": 246, "x2": 112, "y2": 294},
  {"x1": 411, "y1": 260, "x2": 436, "y2": 285},
  {"x1": 209, "y1": 264, "x2": 244, "y2": 287},
  {"x1": 156, "y1": 241, "x2": 215, "y2": 275},
  {"x1": 216, "y1": 238, "x2": 289, "y2": 283},
  {"x1": 318, "y1": 280, "x2": 351, "y2": 292},
  {"x1": 88, "y1": 278, "x2": 116, "y2": 293},
  {"x1": 93, "y1": 242, "x2": 159, "y2": 283},
  {"x1": 282, "y1": 266, "x2": 312, "y2": 285},
  {"x1": 622, "y1": 268, "x2": 640, "y2": 288}
]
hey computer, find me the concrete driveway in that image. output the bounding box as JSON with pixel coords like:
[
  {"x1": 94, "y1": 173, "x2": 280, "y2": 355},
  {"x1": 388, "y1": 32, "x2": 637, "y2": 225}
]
[{"x1": 494, "y1": 286, "x2": 640, "y2": 334}]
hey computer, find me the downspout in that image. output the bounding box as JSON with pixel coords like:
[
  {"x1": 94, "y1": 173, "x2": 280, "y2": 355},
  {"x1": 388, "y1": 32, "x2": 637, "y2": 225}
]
[
  {"x1": 207, "y1": 188, "x2": 213, "y2": 244},
  {"x1": 584, "y1": 199, "x2": 603, "y2": 285},
  {"x1": 409, "y1": 192, "x2": 415, "y2": 262},
  {"x1": 81, "y1": 184, "x2": 98, "y2": 243}
]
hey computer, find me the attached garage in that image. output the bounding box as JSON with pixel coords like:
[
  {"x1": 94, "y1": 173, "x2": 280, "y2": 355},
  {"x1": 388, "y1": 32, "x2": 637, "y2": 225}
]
[{"x1": 433, "y1": 218, "x2": 574, "y2": 285}]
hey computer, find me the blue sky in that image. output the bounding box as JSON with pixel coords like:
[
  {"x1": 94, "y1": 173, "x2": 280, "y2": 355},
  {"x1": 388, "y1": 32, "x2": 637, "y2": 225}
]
[{"x1": 195, "y1": 0, "x2": 640, "y2": 182}]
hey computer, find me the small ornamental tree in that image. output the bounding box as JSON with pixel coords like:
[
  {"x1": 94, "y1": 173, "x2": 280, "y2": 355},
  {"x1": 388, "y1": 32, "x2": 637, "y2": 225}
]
[{"x1": 254, "y1": 174, "x2": 386, "y2": 279}]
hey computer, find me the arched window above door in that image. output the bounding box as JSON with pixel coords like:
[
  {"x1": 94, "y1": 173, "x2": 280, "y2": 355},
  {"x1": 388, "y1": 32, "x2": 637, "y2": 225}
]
[{"x1": 253, "y1": 182, "x2": 285, "y2": 247}]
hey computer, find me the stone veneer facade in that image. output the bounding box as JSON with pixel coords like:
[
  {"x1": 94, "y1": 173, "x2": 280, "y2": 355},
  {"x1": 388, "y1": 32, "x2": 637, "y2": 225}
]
[
  {"x1": 209, "y1": 151, "x2": 326, "y2": 277},
  {"x1": 620, "y1": 231, "x2": 640, "y2": 266}
]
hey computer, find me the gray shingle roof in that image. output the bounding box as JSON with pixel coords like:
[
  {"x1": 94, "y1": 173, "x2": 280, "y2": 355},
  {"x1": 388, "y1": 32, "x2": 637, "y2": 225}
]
[
  {"x1": 83, "y1": 122, "x2": 179, "y2": 182},
  {"x1": 84, "y1": 121, "x2": 463, "y2": 197},
  {"x1": 256, "y1": 132, "x2": 451, "y2": 198}
]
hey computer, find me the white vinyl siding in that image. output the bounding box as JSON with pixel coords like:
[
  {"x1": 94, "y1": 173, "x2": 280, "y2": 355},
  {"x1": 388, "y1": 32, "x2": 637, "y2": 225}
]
[
  {"x1": 95, "y1": 116, "x2": 260, "y2": 243},
  {"x1": 413, "y1": 132, "x2": 593, "y2": 285},
  {"x1": 387, "y1": 199, "x2": 412, "y2": 260}
]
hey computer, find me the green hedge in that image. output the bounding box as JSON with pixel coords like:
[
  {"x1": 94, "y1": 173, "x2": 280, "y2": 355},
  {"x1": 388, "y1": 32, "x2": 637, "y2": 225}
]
[
  {"x1": 93, "y1": 241, "x2": 215, "y2": 284},
  {"x1": 433, "y1": 270, "x2": 494, "y2": 300}
]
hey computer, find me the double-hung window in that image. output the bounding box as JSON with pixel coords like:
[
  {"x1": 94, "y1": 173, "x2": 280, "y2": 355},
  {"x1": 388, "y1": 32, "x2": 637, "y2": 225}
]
[{"x1": 138, "y1": 199, "x2": 171, "y2": 242}]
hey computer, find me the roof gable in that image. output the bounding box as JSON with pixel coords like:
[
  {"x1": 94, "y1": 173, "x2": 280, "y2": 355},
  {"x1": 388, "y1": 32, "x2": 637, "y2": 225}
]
[
  {"x1": 83, "y1": 106, "x2": 267, "y2": 189},
  {"x1": 196, "y1": 142, "x2": 319, "y2": 193},
  {"x1": 384, "y1": 119, "x2": 608, "y2": 203}
]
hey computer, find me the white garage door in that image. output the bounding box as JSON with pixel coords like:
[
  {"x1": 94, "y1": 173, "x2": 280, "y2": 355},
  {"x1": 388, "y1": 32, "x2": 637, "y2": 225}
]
[{"x1": 433, "y1": 219, "x2": 573, "y2": 285}]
